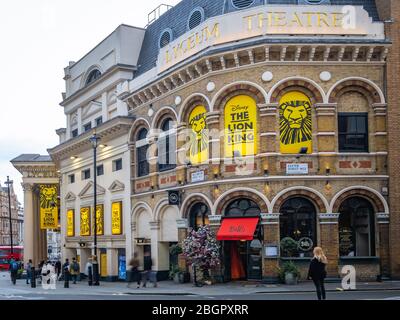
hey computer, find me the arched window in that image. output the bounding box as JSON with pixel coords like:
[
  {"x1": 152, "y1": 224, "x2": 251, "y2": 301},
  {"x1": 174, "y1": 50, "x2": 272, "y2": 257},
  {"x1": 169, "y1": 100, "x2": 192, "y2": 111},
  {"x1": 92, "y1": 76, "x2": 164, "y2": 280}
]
[
  {"x1": 339, "y1": 197, "x2": 375, "y2": 257},
  {"x1": 225, "y1": 199, "x2": 261, "y2": 217},
  {"x1": 85, "y1": 69, "x2": 102, "y2": 86},
  {"x1": 158, "y1": 118, "x2": 176, "y2": 172},
  {"x1": 280, "y1": 197, "x2": 317, "y2": 257},
  {"x1": 136, "y1": 128, "x2": 149, "y2": 177},
  {"x1": 189, "y1": 203, "x2": 209, "y2": 230}
]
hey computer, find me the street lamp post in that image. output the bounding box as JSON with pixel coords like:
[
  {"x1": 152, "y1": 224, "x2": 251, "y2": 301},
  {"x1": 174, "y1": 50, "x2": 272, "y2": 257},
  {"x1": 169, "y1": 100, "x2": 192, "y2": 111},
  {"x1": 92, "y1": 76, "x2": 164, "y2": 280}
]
[
  {"x1": 89, "y1": 132, "x2": 101, "y2": 286},
  {"x1": 5, "y1": 176, "x2": 14, "y2": 256}
]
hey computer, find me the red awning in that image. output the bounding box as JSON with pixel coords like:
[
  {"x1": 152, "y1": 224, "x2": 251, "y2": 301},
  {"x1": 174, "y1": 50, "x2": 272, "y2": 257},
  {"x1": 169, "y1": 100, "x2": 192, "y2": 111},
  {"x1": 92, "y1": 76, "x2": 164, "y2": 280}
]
[{"x1": 216, "y1": 217, "x2": 259, "y2": 241}]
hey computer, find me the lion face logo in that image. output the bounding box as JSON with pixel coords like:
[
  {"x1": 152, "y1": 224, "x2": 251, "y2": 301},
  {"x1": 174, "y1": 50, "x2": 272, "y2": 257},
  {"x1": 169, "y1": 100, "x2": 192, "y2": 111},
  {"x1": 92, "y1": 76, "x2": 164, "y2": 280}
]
[
  {"x1": 189, "y1": 110, "x2": 208, "y2": 158},
  {"x1": 40, "y1": 186, "x2": 57, "y2": 209},
  {"x1": 280, "y1": 100, "x2": 312, "y2": 145}
]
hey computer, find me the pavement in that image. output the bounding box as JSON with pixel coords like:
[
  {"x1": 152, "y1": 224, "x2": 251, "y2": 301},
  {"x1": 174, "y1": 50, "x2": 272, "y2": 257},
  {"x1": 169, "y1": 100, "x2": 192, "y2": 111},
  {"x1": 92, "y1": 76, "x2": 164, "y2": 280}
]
[{"x1": 1, "y1": 271, "x2": 400, "y2": 297}]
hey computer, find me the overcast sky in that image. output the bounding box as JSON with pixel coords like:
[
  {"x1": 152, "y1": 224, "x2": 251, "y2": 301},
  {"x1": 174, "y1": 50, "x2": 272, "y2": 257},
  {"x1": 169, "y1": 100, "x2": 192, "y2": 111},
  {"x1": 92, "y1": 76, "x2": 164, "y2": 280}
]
[{"x1": 0, "y1": 0, "x2": 180, "y2": 205}]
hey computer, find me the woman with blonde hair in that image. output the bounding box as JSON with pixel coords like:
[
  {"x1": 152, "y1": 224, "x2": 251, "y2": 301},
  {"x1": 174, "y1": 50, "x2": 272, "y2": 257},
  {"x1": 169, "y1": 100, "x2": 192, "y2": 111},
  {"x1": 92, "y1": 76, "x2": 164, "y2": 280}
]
[{"x1": 307, "y1": 247, "x2": 328, "y2": 300}]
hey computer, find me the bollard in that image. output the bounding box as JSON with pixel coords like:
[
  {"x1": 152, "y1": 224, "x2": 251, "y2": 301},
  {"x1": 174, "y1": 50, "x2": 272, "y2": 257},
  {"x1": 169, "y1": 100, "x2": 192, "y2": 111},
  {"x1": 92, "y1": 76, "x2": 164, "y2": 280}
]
[
  {"x1": 31, "y1": 267, "x2": 36, "y2": 288},
  {"x1": 88, "y1": 266, "x2": 93, "y2": 286},
  {"x1": 64, "y1": 270, "x2": 70, "y2": 288}
]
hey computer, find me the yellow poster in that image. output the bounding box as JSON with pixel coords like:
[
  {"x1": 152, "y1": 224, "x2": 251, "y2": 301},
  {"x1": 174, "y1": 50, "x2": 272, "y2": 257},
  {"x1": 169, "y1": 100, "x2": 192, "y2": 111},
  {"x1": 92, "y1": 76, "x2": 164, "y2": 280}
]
[
  {"x1": 67, "y1": 210, "x2": 75, "y2": 237},
  {"x1": 224, "y1": 95, "x2": 258, "y2": 158},
  {"x1": 279, "y1": 91, "x2": 313, "y2": 154},
  {"x1": 93, "y1": 204, "x2": 104, "y2": 236},
  {"x1": 80, "y1": 207, "x2": 91, "y2": 236},
  {"x1": 189, "y1": 105, "x2": 208, "y2": 164},
  {"x1": 111, "y1": 202, "x2": 123, "y2": 235},
  {"x1": 100, "y1": 253, "x2": 107, "y2": 277},
  {"x1": 39, "y1": 185, "x2": 58, "y2": 229}
]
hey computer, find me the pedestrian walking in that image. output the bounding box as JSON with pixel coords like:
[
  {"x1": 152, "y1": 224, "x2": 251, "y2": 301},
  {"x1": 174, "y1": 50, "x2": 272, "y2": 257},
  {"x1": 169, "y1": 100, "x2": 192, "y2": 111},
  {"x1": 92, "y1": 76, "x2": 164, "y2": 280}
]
[
  {"x1": 308, "y1": 247, "x2": 328, "y2": 300},
  {"x1": 140, "y1": 252, "x2": 153, "y2": 288},
  {"x1": 70, "y1": 258, "x2": 80, "y2": 284},
  {"x1": 25, "y1": 259, "x2": 33, "y2": 285},
  {"x1": 9, "y1": 257, "x2": 19, "y2": 285},
  {"x1": 55, "y1": 260, "x2": 62, "y2": 280},
  {"x1": 127, "y1": 253, "x2": 140, "y2": 288},
  {"x1": 62, "y1": 259, "x2": 70, "y2": 284}
]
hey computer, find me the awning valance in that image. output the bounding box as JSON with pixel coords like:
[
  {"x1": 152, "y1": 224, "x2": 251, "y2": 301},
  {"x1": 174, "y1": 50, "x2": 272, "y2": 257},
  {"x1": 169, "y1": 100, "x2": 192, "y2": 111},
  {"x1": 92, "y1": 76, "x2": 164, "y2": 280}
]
[{"x1": 216, "y1": 217, "x2": 259, "y2": 241}]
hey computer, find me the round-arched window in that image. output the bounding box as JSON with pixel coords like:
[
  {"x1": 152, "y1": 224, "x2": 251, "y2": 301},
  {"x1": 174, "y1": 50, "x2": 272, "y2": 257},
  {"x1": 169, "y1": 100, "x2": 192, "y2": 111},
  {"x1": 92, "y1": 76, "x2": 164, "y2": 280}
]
[
  {"x1": 189, "y1": 203, "x2": 209, "y2": 230},
  {"x1": 231, "y1": 0, "x2": 255, "y2": 9},
  {"x1": 225, "y1": 199, "x2": 261, "y2": 217},
  {"x1": 339, "y1": 197, "x2": 375, "y2": 257},
  {"x1": 136, "y1": 128, "x2": 149, "y2": 177},
  {"x1": 158, "y1": 118, "x2": 176, "y2": 172},
  {"x1": 280, "y1": 197, "x2": 317, "y2": 257},
  {"x1": 85, "y1": 69, "x2": 102, "y2": 86}
]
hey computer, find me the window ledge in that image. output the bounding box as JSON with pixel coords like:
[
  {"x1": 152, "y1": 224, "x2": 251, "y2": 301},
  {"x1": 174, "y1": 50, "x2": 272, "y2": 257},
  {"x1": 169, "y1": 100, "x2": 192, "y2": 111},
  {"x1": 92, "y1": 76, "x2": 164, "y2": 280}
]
[
  {"x1": 280, "y1": 257, "x2": 312, "y2": 262},
  {"x1": 339, "y1": 256, "x2": 380, "y2": 263}
]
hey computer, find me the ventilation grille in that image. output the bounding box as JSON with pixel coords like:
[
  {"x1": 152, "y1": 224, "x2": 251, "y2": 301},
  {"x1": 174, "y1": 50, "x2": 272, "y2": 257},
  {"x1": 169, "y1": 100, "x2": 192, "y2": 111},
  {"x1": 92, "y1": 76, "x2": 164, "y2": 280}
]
[
  {"x1": 231, "y1": 0, "x2": 255, "y2": 9},
  {"x1": 188, "y1": 9, "x2": 204, "y2": 30},
  {"x1": 159, "y1": 30, "x2": 171, "y2": 48}
]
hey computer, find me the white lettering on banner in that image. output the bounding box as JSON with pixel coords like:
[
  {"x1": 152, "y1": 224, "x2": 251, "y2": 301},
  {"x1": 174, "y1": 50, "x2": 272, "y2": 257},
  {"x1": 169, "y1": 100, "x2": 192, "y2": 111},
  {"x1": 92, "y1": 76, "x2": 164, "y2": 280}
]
[
  {"x1": 286, "y1": 163, "x2": 309, "y2": 175},
  {"x1": 157, "y1": 5, "x2": 384, "y2": 73}
]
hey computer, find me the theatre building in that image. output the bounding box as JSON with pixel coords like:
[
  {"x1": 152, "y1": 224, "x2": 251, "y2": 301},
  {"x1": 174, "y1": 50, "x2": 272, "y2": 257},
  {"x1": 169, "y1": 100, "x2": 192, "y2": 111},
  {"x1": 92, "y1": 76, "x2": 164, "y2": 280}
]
[{"x1": 12, "y1": 0, "x2": 400, "y2": 282}]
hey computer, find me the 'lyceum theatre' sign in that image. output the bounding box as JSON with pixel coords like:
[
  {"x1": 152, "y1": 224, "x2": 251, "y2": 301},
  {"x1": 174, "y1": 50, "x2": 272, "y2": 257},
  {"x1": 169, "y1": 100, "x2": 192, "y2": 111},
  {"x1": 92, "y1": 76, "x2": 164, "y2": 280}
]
[{"x1": 157, "y1": 5, "x2": 384, "y2": 73}]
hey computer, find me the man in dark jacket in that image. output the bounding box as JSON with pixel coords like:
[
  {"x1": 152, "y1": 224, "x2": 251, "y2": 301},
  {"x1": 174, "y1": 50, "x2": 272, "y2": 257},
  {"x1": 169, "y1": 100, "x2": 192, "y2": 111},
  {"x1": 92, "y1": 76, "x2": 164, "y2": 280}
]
[{"x1": 9, "y1": 257, "x2": 19, "y2": 285}]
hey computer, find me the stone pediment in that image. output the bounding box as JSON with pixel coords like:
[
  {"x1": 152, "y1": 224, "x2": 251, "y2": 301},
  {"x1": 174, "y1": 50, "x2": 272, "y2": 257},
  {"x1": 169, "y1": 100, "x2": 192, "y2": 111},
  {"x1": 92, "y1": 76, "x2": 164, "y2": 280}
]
[
  {"x1": 108, "y1": 180, "x2": 125, "y2": 193},
  {"x1": 82, "y1": 100, "x2": 102, "y2": 119},
  {"x1": 78, "y1": 181, "x2": 106, "y2": 199},
  {"x1": 65, "y1": 192, "x2": 77, "y2": 202}
]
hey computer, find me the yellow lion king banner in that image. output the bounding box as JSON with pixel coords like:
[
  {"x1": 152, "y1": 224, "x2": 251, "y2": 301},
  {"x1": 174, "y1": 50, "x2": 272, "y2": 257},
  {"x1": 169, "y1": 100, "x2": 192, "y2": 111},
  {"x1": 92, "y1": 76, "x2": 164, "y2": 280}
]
[
  {"x1": 80, "y1": 207, "x2": 91, "y2": 236},
  {"x1": 189, "y1": 105, "x2": 208, "y2": 165},
  {"x1": 279, "y1": 91, "x2": 313, "y2": 154},
  {"x1": 39, "y1": 185, "x2": 58, "y2": 230},
  {"x1": 224, "y1": 95, "x2": 258, "y2": 157}
]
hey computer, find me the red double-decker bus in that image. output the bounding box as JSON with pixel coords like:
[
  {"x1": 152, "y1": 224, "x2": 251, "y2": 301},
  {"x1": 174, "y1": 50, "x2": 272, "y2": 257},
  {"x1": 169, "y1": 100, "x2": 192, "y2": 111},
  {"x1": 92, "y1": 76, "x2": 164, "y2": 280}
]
[{"x1": 0, "y1": 246, "x2": 23, "y2": 270}]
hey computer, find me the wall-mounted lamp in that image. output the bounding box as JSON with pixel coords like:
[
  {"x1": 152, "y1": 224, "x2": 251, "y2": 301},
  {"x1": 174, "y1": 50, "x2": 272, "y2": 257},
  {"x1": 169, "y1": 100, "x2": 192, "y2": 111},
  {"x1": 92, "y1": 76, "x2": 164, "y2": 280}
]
[
  {"x1": 70, "y1": 156, "x2": 78, "y2": 160},
  {"x1": 264, "y1": 182, "x2": 271, "y2": 195},
  {"x1": 213, "y1": 185, "x2": 220, "y2": 198},
  {"x1": 325, "y1": 181, "x2": 332, "y2": 194},
  {"x1": 213, "y1": 166, "x2": 220, "y2": 179},
  {"x1": 326, "y1": 168, "x2": 331, "y2": 175},
  {"x1": 263, "y1": 160, "x2": 269, "y2": 176}
]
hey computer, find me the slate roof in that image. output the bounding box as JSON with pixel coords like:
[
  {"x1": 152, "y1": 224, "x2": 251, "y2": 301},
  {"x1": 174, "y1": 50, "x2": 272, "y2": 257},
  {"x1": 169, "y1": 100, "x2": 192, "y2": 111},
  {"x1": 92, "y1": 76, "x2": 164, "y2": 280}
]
[
  {"x1": 11, "y1": 154, "x2": 53, "y2": 163},
  {"x1": 135, "y1": 0, "x2": 381, "y2": 77}
]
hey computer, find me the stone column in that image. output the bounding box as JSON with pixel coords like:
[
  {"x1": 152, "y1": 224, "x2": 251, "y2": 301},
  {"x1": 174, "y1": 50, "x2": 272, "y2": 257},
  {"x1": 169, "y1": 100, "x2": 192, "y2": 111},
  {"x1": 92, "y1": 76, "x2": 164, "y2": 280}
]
[
  {"x1": 209, "y1": 215, "x2": 223, "y2": 282},
  {"x1": 150, "y1": 221, "x2": 160, "y2": 271},
  {"x1": 319, "y1": 213, "x2": 340, "y2": 278},
  {"x1": 22, "y1": 183, "x2": 34, "y2": 265},
  {"x1": 373, "y1": 103, "x2": 388, "y2": 174},
  {"x1": 147, "y1": 133, "x2": 159, "y2": 190},
  {"x1": 261, "y1": 213, "x2": 280, "y2": 282},
  {"x1": 377, "y1": 213, "x2": 390, "y2": 277},
  {"x1": 107, "y1": 248, "x2": 118, "y2": 281},
  {"x1": 206, "y1": 112, "x2": 221, "y2": 175},
  {"x1": 176, "y1": 123, "x2": 188, "y2": 183},
  {"x1": 176, "y1": 219, "x2": 188, "y2": 271},
  {"x1": 316, "y1": 103, "x2": 337, "y2": 174},
  {"x1": 259, "y1": 104, "x2": 279, "y2": 175}
]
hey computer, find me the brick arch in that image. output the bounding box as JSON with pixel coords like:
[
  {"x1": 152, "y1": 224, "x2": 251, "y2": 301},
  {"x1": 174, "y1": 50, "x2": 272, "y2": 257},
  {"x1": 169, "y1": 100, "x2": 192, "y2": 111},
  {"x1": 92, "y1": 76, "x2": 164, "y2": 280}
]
[
  {"x1": 332, "y1": 189, "x2": 385, "y2": 213},
  {"x1": 270, "y1": 80, "x2": 324, "y2": 104},
  {"x1": 179, "y1": 95, "x2": 210, "y2": 125},
  {"x1": 213, "y1": 84, "x2": 266, "y2": 112},
  {"x1": 329, "y1": 80, "x2": 382, "y2": 104},
  {"x1": 152, "y1": 106, "x2": 178, "y2": 130},
  {"x1": 273, "y1": 190, "x2": 327, "y2": 213},
  {"x1": 216, "y1": 191, "x2": 269, "y2": 215},
  {"x1": 129, "y1": 118, "x2": 150, "y2": 144},
  {"x1": 181, "y1": 193, "x2": 213, "y2": 219}
]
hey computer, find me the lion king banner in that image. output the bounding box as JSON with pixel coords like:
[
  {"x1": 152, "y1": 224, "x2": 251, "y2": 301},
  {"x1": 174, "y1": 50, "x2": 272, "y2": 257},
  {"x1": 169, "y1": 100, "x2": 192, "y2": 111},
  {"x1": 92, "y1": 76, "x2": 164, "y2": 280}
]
[
  {"x1": 224, "y1": 95, "x2": 258, "y2": 158},
  {"x1": 279, "y1": 91, "x2": 313, "y2": 154},
  {"x1": 94, "y1": 204, "x2": 104, "y2": 236},
  {"x1": 39, "y1": 185, "x2": 58, "y2": 229},
  {"x1": 189, "y1": 105, "x2": 208, "y2": 164},
  {"x1": 80, "y1": 207, "x2": 91, "y2": 236}
]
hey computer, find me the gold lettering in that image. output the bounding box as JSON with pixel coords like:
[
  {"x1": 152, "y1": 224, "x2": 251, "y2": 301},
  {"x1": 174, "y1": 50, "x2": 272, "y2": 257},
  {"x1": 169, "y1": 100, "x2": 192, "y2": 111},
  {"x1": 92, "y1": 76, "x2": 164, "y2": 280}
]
[
  {"x1": 258, "y1": 12, "x2": 272, "y2": 29},
  {"x1": 187, "y1": 35, "x2": 196, "y2": 51},
  {"x1": 332, "y1": 12, "x2": 344, "y2": 27},
  {"x1": 317, "y1": 12, "x2": 330, "y2": 27},
  {"x1": 303, "y1": 12, "x2": 315, "y2": 27},
  {"x1": 273, "y1": 12, "x2": 287, "y2": 27},
  {"x1": 243, "y1": 14, "x2": 256, "y2": 31},
  {"x1": 204, "y1": 23, "x2": 220, "y2": 41},
  {"x1": 290, "y1": 12, "x2": 303, "y2": 27},
  {"x1": 173, "y1": 41, "x2": 184, "y2": 59},
  {"x1": 166, "y1": 50, "x2": 171, "y2": 64}
]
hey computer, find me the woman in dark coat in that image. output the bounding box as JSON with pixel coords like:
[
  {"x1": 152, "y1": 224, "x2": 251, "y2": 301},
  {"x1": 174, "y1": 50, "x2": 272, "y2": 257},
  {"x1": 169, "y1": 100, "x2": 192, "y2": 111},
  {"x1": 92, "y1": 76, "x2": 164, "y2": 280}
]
[{"x1": 308, "y1": 247, "x2": 328, "y2": 300}]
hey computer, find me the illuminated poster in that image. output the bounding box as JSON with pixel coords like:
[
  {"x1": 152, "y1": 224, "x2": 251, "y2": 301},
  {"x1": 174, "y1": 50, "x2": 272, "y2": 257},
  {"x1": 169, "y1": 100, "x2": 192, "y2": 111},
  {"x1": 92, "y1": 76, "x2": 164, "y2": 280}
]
[
  {"x1": 93, "y1": 204, "x2": 104, "y2": 236},
  {"x1": 111, "y1": 202, "x2": 123, "y2": 235},
  {"x1": 80, "y1": 207, "x2": 91, "y2": 236},
  {"x1": 189, "y1": 105, "x2": 208, "y2": 164},
  {"x1": 279, "y1": 91, "x2": 313, "y2": 154},
  {"x1": 67, "y1": 210, "x2": 75, "y2": 237},
  {"x1": 100, "y1": 253, "x2": 107, "y2": 277},
  {"x1": 39, "y1": 185, "x2": 58, "y2": 229},
  {"x1": 224, "y1": 95, "x2": 258, "y2": 157}
]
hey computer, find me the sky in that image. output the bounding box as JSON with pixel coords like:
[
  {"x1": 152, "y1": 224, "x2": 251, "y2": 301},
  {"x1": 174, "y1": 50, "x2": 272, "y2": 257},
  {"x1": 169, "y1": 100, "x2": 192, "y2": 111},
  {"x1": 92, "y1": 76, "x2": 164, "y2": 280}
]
[{"x1": 0, "y1": 0, "x2": 180, "y2": 205}]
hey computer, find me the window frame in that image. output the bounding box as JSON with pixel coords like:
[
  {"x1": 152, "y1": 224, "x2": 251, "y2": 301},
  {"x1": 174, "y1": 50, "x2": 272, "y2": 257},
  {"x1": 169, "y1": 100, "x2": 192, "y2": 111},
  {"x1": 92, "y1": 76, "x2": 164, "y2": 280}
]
[
  {"x1": 68, "y1": 174, "x2": 75, "y2": 184},
  {"x1": 95, "y1": 117, "x2": 103, "y2": 127},
  {"x1": 136, "y1": 129, "x2": 150, "y2": 177},
  {"x1": 83, "y1": 122, "x2": 92, "y2": 133},
  {"x1": 96, "y1": 164, "x2": 104, "y2": 177},
  {"x1": 338, "y1": 112, "x2": 369, "y2": 153},
  {"x1": 71, "y1": 129, "x2": 79, "y2": 138},
  {"x1": 158, "y1": 118, "x2": 177, "y2": 172},
  {"x1": 82, "y1": 169, "x2": 91, "y2": 180},
  {"x1": 113, "y1": 159, "x2": 123, "y2": 172}
]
